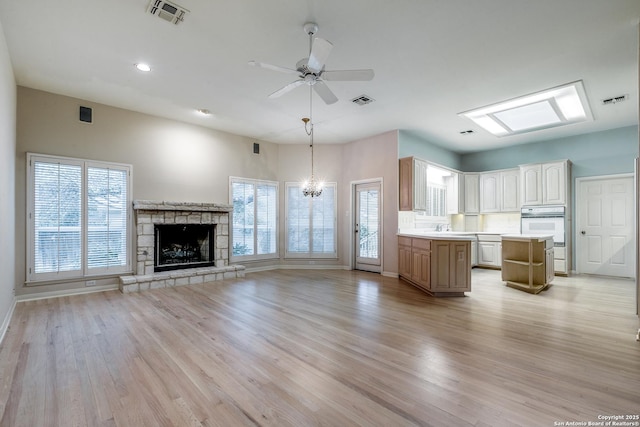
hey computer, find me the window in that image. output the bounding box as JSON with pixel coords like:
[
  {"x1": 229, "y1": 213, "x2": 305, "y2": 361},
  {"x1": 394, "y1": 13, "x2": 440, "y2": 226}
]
[
  {"x1": 27, "y1": 154, "x2": 131, "y2": 282},
  {"x1": 230, "y1": 177, "x2": 278, "y2": 260},
  {"x1": 426, "y1": 184, "x2": 446, "y2": 217},
  {"x1": 285, "y1": 182, "x2": 337, "y2": 258}
]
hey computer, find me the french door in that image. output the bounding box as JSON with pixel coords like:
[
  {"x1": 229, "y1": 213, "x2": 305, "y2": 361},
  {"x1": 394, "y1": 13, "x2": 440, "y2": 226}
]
[{"x1": 354, "y1": 181, "x2": 382, "y2": 273}]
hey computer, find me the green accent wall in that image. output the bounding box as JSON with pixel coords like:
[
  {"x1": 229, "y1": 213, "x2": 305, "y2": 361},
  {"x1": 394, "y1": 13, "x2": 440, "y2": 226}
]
[
  {"x1": 398, "y1": 130, "x2": 462, "y2": 170},
  {"x1": 460, "y1": 126, "x2": 638, "y2": 177},
  {"x1": 399, "y1": 126, "x2": 638, "y2": 177}
]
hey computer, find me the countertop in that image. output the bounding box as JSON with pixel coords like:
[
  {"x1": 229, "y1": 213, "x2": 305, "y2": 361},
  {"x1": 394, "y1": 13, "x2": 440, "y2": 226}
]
[
  {"x1": 501, "y1": 234, "x2": 554, "y2": 242},
  {"x1": 397, "y1": 232, "x2": 478, "y2": 241}
]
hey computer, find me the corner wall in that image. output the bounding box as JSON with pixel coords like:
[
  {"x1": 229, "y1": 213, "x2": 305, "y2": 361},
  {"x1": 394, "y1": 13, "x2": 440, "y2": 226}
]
[{"x1": 0, "y1": 19, "x2": 16, "y2": 342}]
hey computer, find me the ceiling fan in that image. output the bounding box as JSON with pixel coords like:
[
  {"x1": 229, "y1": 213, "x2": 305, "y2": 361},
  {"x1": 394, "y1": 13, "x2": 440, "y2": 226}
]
[{"x1": 249, "y1": 22, "x2": 374, "y2": 105}]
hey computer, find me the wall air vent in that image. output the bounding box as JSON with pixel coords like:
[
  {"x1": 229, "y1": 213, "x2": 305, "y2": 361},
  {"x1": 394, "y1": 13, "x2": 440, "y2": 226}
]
[
  {"x1": 147, "y1": 0, "x2": 189, "y2": 25},
  {"x1": 351, "y1": 95, "x2": 375, "y2": 106},
  {"x1": 601, "y1": 95, "x2": 628, "y2": 105}
]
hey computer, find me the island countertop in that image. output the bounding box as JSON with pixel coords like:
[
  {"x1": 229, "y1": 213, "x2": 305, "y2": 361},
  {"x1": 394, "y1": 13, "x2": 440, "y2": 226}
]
[
  {"x1": 397, "y1": 232, "x2": 478, "y2": 241},
  {"x1": 501, "y1": 234, "x2": 554, "y2": 242}
]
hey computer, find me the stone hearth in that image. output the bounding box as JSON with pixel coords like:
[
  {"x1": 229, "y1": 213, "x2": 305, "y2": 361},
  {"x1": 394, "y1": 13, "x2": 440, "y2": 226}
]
[{"x1": 119, "y1": 200, "x2": 245, "y2": 293}]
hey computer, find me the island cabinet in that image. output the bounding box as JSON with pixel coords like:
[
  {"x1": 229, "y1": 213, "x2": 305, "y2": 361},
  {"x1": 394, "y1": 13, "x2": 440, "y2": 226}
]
[
  {"x1": 501, "y1": 235, "x2": 554, "y2": 294},
  {"x1": 398, "y1": 235, "x2": 471, "y2": 297}
]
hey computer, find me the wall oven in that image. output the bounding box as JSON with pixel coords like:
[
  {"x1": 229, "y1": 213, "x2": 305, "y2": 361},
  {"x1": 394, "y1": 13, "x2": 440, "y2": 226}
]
[{"x1": 520, "y1": 206, "x2": 565, "y2": 247}]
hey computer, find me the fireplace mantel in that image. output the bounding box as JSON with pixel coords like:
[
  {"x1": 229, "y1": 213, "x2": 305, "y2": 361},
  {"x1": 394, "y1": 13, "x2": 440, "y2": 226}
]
[
  {"x1": 119, "y1": 200, "x2": 244, "y2": 292},
  {"x1": 133, "y1": 200, "x2": 233, "y2": 213}
]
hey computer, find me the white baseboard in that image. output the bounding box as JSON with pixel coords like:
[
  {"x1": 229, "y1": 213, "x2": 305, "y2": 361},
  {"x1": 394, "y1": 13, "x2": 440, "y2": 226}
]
[
  {"x1": 0, "y1": 297, "x2": 17, "y2": 347},
  {"x1": 16, "y1": 284, "x2": 119, "y2": 302},
  {"x1": 244, "y1": 264, "x2": 350, "y2": 274}
]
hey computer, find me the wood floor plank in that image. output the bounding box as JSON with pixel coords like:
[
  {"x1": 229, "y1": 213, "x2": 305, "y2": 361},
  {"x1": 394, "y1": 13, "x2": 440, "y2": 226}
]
[{"x1": 1, "y1": 269, "x2": 639, "y2": 426}]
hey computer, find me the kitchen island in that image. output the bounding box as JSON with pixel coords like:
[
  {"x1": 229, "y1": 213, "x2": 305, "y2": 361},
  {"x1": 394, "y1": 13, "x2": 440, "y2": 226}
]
[
  {"x1": 501, "y1": 234, "x2": 554, "y2": 294},
  {"x1": 398, "y1": 232, "x2": 474, "y2": 297}
]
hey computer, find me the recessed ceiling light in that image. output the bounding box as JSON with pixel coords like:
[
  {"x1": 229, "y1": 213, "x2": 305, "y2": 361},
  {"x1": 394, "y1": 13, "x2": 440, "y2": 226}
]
[
  {"x1": 135, "y1": 63, "x2": 151, "y2": 72},
  {"x1": 196, "y1": 109, "x2": 212, "y2": 116},
  {"x1": 459, "y1": 80, "x2": 593, "y2": 137}
]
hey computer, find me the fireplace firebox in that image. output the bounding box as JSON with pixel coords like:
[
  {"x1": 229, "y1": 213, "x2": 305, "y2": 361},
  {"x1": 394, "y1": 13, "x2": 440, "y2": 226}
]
[{"x1": 154, "y1": 224, "x2": 215, "y2": 272}]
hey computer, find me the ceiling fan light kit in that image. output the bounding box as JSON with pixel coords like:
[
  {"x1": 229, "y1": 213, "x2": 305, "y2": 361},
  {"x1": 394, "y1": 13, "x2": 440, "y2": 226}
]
[
  {"x1": 249, "y1": 21, "x2": 375, "y2": 197},
  {"x1": 248, "y1": 22, "x2": 374, "y2": 105}
]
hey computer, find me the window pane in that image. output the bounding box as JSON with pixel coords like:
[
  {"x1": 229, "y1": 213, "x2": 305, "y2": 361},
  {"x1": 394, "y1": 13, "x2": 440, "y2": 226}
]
[
  {"x1": 256, "y1": 184, "x2": 276, "y2": 255},
  {"x1": 33, "y1": 161, "x2": 82, "y2": 273},
  {"x1": 232, "y1": 182, "x2": 255, "y2": 256},
  {"x1": 358, "y1": 189, "x2": 379, "y2": 259},
  {"x1": 312, "y1": 186, "x2": 335, "y2": 253},
  {"x1": 287, "y1": 185, "x2": 309, "y2": 253},
  {"x1": 87, "y1": 167, "x2": 128, "y2": 269}
]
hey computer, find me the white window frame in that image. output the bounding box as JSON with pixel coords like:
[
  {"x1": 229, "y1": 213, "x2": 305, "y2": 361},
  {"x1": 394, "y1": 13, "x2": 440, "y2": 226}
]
[
  {"x1": 229, "y1": 177, "x2": 279, "y2": 262},
  {"x1": 26, "y1": 153, "x2": 132, "y2": 283},
  {"x1": 285, "y1": 182, "x2": 338, "y2": 259}
]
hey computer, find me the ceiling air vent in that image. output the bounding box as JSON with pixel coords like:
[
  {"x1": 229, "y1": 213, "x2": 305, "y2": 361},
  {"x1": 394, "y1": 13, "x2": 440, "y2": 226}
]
[
  {"x1": 147, "y1": 0, "x2": 189, "y2": 25},
  {"x1": 351, "y1": 95, "x2": 375, "y2": 106},
  {"x1": 602, "y1": 94, "x2": 628, "y2": 105}
]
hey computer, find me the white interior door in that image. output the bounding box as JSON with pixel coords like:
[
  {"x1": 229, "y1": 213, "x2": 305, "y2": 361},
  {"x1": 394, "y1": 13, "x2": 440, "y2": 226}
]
[
  {"x1": 354, "y1": 181, "x2": 381, "y2": 273},
  {"x1": 577, "y1": 175, "x2": 635, "y2": 278}
]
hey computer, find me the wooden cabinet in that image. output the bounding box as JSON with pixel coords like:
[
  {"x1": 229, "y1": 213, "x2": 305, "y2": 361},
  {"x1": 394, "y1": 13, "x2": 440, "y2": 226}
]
[
  {"x1": 519, "y1": 160, "x2": 569, "y2": 206},
  {"x1": 411, "y1": 238, "x2": 431, "y2": 289},
  {"x1": 398, "y1": 236, "x2": 471, "y2": 296},
  {"x1": 399, "y1": 157, "x2": 427, "y2": 211},
  {"x1": 398, "y1": 236, "x2": 413, "y2": 278},
  {"x1": 430, "y1": 241, "x2": 471, "y2": 293},
  {"x1": 501, "y1": 235, "x2": 554, "y2": 294},
  {"x1": 463, "y1": 173, "x2": 479, "y2": 214}
]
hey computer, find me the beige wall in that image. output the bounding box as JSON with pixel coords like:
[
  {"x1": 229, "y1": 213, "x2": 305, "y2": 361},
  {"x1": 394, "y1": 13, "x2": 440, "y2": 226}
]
[
  {"x1": 0, "y1": 20, "x2": 16, "y2": 339},
  {"x1": 14, "y1": 88, "x2": 400, "y2": 296},
  {"x1": 341, "y1": 131, "x2": 399, "y2": 276}
]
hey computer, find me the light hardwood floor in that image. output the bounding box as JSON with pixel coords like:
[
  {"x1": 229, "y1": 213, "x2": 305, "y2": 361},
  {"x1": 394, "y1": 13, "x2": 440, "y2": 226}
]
[{"x1": 1, "y1": 269, "x2": 639, "y2": 426}]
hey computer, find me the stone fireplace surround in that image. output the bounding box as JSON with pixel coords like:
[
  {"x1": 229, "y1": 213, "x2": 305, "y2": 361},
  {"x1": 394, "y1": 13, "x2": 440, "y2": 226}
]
[{"x1": 119, "y1": 200, "x2": 245, "y2": 293}]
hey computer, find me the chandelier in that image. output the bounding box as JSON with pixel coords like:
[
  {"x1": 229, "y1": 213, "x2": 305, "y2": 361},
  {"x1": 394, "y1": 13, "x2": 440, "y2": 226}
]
[{"x1": 302, "y1": 86, "x2": 323, "y2": 197}]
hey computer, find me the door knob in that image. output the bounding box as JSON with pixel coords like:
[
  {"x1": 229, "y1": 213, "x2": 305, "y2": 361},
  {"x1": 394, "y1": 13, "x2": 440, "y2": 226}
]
[{"x1": 581, "y1": 230, "x2": 586, "y2": 235}]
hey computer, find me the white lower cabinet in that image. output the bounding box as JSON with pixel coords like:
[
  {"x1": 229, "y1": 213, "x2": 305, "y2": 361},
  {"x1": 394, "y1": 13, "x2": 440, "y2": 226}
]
[{"x1": 477, "y1": 235, "x2": 502, "y2": 268}]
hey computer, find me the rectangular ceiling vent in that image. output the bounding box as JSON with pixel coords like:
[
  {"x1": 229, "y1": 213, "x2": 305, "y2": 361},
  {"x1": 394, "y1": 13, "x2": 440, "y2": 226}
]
[
  {"x1": 147, "y1": 0, "x2": 189, "y2": 25},
  {"x1": 351, "y1": 95, "x2": 375, "y2": 106},
  {"x1": 601, "y1": 95, "x2": 628, "y2": 105}
]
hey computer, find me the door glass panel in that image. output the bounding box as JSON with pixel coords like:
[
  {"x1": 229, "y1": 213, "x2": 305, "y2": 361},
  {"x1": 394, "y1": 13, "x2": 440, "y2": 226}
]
[{"x1": 358, "y1": 188, "x2": 379, "y2": 259}]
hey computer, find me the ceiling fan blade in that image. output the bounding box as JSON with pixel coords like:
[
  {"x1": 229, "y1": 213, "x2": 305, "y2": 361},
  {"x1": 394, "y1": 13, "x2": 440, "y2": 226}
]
[
  {"x1": 313, "y1": 80, "x2": 338, "y2": 105},
  {"x1": 307, "y1": 38, "x2": 333, "y2": 73},
  {"x1": 268, "y1": 79, "x2": 306, "y2": 98},
  {"x1": 322, "y1": 69, "x2": 375, "y2": 81},
  {"x1": 248, "y1": 60, "x2": 299, "y2": 75}
]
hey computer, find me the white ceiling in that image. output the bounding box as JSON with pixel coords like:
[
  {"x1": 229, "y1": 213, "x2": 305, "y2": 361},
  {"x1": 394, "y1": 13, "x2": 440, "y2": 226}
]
[{"x1": 0, "y1": 0, "x2": 638, "y2": 153}]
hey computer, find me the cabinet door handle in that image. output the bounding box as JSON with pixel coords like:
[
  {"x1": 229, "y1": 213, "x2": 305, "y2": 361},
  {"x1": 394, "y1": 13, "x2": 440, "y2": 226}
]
[{"x1": 581, "y1": 230, "x2": 586, "y2": 235}]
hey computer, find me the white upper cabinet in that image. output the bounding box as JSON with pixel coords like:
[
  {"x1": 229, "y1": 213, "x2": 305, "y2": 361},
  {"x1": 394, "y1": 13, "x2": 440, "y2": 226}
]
[
  {"x1": 519, "y1": 160, "x2": 569, "y2": 206},
  {"x1": 542, "y1": 161, "x2": 567, "y2": 205},
  {"x1": 479, "y1": 172, "x2": 500, "y2": 213},
  {"x1": 479, "y1": 168, "x2": 519, "y2": 213},
  {"x1": 463, "y1": 173, "x2": 479, "y2": 214},
  {"x1": 445, "y1": 172, "x2": 463, "y2": 215},
  {"x1": 520, "y1": 164, "x2": 543, "y2": 206},
  {"x1": 500, "y1": 169, "x2": 520, "y2": 212}
]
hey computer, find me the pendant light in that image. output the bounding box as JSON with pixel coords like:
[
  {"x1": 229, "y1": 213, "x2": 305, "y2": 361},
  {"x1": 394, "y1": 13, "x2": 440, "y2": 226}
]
[{"x1": 302, "y1": 85, "x2": 323, "y2": 197}]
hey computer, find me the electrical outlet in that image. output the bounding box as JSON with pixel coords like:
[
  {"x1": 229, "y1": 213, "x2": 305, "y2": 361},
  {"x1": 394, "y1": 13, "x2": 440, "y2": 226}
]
[{"x1": 86, "y1": 280, "x2": 96, "y2": 287}]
